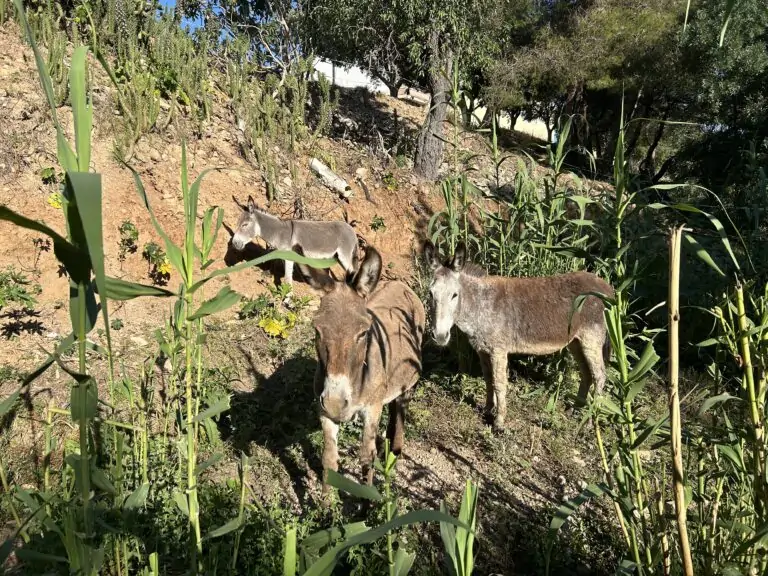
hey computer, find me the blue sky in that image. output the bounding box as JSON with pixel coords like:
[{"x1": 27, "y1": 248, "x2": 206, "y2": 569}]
[{"x1": 158, "y1": 0, "x2": 204, "y2": 31}]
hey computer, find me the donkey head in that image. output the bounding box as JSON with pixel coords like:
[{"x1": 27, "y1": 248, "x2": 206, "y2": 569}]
[
  {"x1": 231, "y1": 195, "x2": 262, "y2": 251},
  {"x1": 423, "y1": 240, "x2": 468, "y2": 346},
  {"x1": 298, "y1": 246, "x2": 383, "y2": 421}
]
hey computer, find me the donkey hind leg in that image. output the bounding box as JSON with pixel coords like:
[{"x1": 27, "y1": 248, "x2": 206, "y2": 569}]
[
  {"x1": 478, "y1": 351, "x2": 494, "y2": 425},
  {"x1": 283, "y1": 258, "x2": 294, "y2": 287},
  {"x1": 489, "y1": 351, "x2": 508, "y2": 432},
  {"x1": 568, "y1": 340, "x2": 593, "y2": 407},
  {"x1": 320, "y1": 414, "x2": 339, "y2": 496},
  {"x1": 361, "y1": 404, "x2": 384, "y2": 485},
  {"x1": 386, "y1": 389, "x2": 412, "y2": 456},
  {"x1": 574, "y1": 336, "x2": 607, "y2": 401}
]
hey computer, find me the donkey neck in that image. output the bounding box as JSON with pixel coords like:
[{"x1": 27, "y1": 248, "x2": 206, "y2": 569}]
[
  {"x1": 454, "y1": 274, "x2": 493, "y2": 339},
  {"x1": 256, "y1": 210, "x2": 291, "y2": 246}
]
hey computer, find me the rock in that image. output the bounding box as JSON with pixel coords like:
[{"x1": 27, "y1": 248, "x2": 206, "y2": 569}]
[
  {"x1": 159, "y1": 100, "x2": 171, "y2": 111},
  {"x1": 282, "y1": 176, "x2": 292, "y2": 188},
  {"x1": 130, "y1": 336, "x2": 149, "y2": 347},
  {"x1": 355, "y1": 167, "x2": 368, "y2": 179},
  {"x1": 149, "y1": 149, "x2": 161, "y2": 162},
  {"x1": 572, "y1": 456, "x2": 586, "y2": 467}
]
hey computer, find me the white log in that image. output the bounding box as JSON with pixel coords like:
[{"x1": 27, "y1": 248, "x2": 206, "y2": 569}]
[{"x1": 310, "y1": 158, "x2": 353, "y2": 199}]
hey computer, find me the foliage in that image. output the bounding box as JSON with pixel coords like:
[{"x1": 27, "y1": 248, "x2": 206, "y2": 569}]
[
  {"x1": 118, "y1": 220, "x2": 139, "y2": 262},
  {"x1": 0, "y1": 267, "x2": 41, "y2": 310},
  {"x1": 142, "y1": 241, "x2": 171, "y2": 285},
  {"x1": 239, "y1": 284, "x2": 311, "y2": 339}
]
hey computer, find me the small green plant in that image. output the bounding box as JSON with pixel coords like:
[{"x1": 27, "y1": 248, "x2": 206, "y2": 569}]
[
  {"x1": 382, "y1": 172, "x2": 398, "y2": 191},
  {"x1": 239, "y1": 284, "x2": 311, "y2": 339},
  {"x1": 440, "y1": 479, "x2": 479, "y2": 576},
  {"x1": 370, "y1": 215, "x2": 386, "y2": 232},
  {"x1": 31, "y1": 236, "x2": 51, "y2": 273},
  {"x1": 39, "y1": 166, "x2": 59, "y2": 184},
  {"x1": 118, "y1": 220, "x2": 139, "y2": 262},
  {"x1": 142, "y1": 241, "x2": 171, "y2": 285},
  {"x1": 0, "y1": 267, "x2": 41, "y2": 310},
  {"x1": 110, "y1": 318, "x2": 124, "y2": 331}
]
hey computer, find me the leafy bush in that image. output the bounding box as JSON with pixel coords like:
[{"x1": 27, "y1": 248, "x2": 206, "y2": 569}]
[{"x1": 0, "y1": 267, "x2": 41, "y2": 310}]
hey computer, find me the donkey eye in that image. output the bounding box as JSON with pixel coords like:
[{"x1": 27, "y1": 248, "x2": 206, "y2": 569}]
[
  {"x1": 356, "y1": 331, "x2": 367, "y2": 342},
  {"x1": 451, "y1": 293, "x2": 458, "y2": 300}
]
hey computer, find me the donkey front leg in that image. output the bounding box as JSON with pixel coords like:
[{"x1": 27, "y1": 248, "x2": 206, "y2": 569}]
[
  {"x1": 490, "y1": 351, "x2": 508, "y2": 431},
  {"x1": 478, "y1": 351, "x2": 494, "y2": 425},
  {"x1": 320, "y1": 414, "x2": 339, "y2": 496},
  {"x1": 361, "y1": 404, "x2": 384, "y2": 485},
  {"x1": 386, "y1": 390, "x2": 412, "y2": 456}
]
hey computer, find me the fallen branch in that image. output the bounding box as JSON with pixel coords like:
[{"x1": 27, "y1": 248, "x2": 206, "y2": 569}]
[{"x1": 310, "y1": 158, "x2": 352, "y2": 199}]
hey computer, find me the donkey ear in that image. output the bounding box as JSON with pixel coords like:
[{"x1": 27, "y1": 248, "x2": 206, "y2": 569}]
[
  {"x1": 450, "y1": 243, "x2": 467, "y2": 271},
  {"x1": 352, "y1": 246, "x2": 382, "y2": 298},
  {"x1": 293, "y1": 245, "x2": 335, "y2": 293},
  {"x1": 423, "y1": 240, "x2": 440, "y2": 271},
  {"x1": 247, "y1": 195, "x2": 256, "y2": 212}
]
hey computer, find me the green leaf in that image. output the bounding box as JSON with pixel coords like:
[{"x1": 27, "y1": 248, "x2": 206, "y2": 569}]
[
  {"x1": 325, "y1": 469, "x2": 383, "y2": 501},
  {"x1": 284, "y1": 526, "x2": 297, "y2": 576},
  {"x1": 101, "y1": 276, "x2": 176, "y2": 300},
  {"x1": 300, "y1": 522, "x2": 369, "y2": 555},
  {"x1": 719, "y1": 0, "x2": 737, "y2": 47},
  {"x1": 615, "y1": 558, "x2": 639, "y2": 575},
  {"x1": 684, "y1": 234, "x2": 725, "y2": 277},
  {"x1": 190, "y1": 251, "x2": 337, "y2": 293},
  {"x1": 0, "y1": 538, "x2": 14, "y2": 566},
  {"x1": 626, "y1": 339, "x2": 660, "y2": 385},
  {"x1": 69, "y1": 172, "x2": 112, "y2": 355},
  {"x1": 124, "y1": 483, "x2": 150, "y2": 510},
  {"x1": 91, "y1": 467, "x2": 116, "y2": 495},
  {"x1": 698, "y1": 393, "x2": 741, "y2": 417},
  {"x1": 0, "y1": 386, "x2": 22, "y2": 419},
  {"x1": 188, "y1": 286, "x2": 242, "y2": 320},
  {"x1": 393, "y1": 547, "x2": 415, "y2": 576},
  {"x1": 69, "y1": 280, "x2": 99, "y2": 336},
  {"x1": 191, "y1": 396, "x2": 231, "y2": 424},
  {"x1": 15, "y1": 548, "x2": 69, "y2": 564},
  {"x1": 304, "y1": 510, "x2": 466, "y2": 576},
  {"x1": 630, "y1": 416, "x2": 668, "y2": 450},
  {"x1": 546, "y1": 483, "x2": 610, "y2": 575},
  {"x1": 204, "y1": 517, "x2": 242, "y2": 541},
  {"x1": 70, "y1": 377, "x2": 98, "y2": 423},
  {"x1": 195, "y1": 452, "x2": 224, "y2": 477},
  {"x1": 732, "y1": 520, "x2": 768, "y2": 558},
  {"x1": 69, "y1": 46, "x2": 92, "y2": 171},
  {"x1": 173, "y1": 490, "x2": 190, "y2": 518},
  {"x1": 439, "y1": 501, "x2": 458, "y2": 572}
]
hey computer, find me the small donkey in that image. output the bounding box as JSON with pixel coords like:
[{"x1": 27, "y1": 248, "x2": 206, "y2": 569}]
[
  {"x1": 231, "y1": 196, "x2": 359, "y2": 286},
  {"x1": 424, "y1": 241, "x2": 613, "y2": 430},
  {"x1": 296, "y1": 244, "x2": 425, "y2": 493}
]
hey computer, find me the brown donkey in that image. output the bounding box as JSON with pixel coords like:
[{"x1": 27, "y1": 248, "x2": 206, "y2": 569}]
[
  {"x1": 297, "y1": 245, "x2": 426, "y2": 493},
  {"x1": 423, "y1": 241, "x2": 613, "y2": 430}
]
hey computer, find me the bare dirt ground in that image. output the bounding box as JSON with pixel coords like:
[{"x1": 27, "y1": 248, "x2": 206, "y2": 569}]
[{"x1": 0, "y1": 20, "x2": 619, "y2": 575}]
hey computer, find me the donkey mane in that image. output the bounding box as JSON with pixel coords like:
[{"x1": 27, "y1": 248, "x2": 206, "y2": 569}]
[{"x1": 460, "y1": 261, "x2": 487, "y2": 278}]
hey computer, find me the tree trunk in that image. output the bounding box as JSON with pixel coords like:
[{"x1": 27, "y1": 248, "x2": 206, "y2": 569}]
[
  {"x1": 642, "y1": 120, "x2": 666, "y2": 179},
  {"x1": 387, "y1": 80, "x2": 402, "y2": 98},
  {"x1": 414, "y1": 31, "x2": 453, "y2": 181}
]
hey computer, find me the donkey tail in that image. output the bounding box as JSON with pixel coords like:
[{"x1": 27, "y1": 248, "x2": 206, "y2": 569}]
[{"x1": 602, "y1": 336, "x2": 612, "y2": 366}]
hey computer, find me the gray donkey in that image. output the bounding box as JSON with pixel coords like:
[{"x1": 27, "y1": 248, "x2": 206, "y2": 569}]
[
  {"x1": 424, "y1": 240, "x2": 613, "y2": 430},
  {"x1": 231, "y1": 196, "x2": 359, "y2": 286},
  {"x1": 296, "y1": 244, "x2": 425, "y2": 494}
]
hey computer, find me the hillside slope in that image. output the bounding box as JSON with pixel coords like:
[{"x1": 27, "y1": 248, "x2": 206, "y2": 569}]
[{"x1": 0, "y1": 19, "x2": 620, "y2": 575}]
